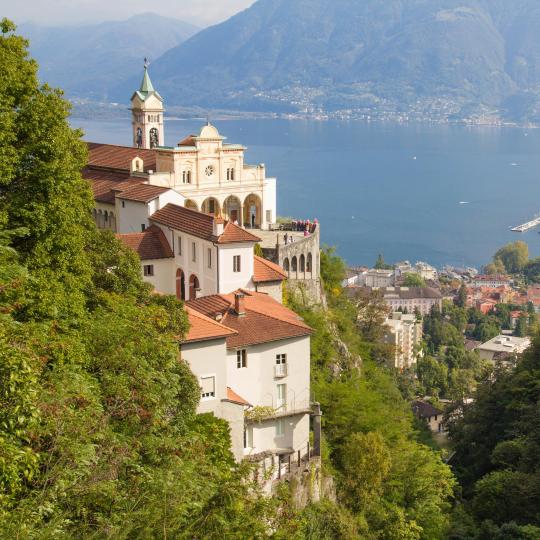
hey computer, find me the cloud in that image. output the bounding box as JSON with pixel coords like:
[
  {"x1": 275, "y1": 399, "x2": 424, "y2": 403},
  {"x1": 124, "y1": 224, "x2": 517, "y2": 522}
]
[{"x1": 1, "y1": 0, "x2": 256, "y2": 27}]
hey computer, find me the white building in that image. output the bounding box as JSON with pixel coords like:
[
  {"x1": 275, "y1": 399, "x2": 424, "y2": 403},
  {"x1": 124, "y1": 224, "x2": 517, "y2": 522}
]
[
  {"x1": 471, "y1": 275, "x2": 511, "y2": 288},
  {"x1": 380, "y1": 286, "x2": 442, "y2": 316},
  {"x1": 384, "y1": 312, "x2": 423, "y2": 370},
  {"x1": 363, "y1": 269, "x2": 395, "y2": 288},
  {"x1": 181, "y1": 290, "x2": 314, "y2": 487},
  {"x1": 475, "y1": 335, "x2": 531, "y2": 362},
  {"x1": 116, "y1": 203, "x2": 287, "y2": 301},
  {"x1": 85, "y1": 66, "x2": 276, "y2": 232}
]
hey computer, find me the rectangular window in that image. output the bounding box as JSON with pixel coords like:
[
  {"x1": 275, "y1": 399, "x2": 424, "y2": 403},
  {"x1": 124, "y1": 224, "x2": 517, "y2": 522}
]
[
  {"x1": 178, "y1": 236, "x2": 182, "y2": 255},
  {"x1": 143, "y1": 264, "x2": 154, "y2": 277},
  {"x1": 276, "y1": 418, "x2": 285, "y2": 437},
  {"x1": 233, "y1": 255, "x2": 241, "y2": 273},
  {"x1": 236, "y1": 349, "x2": 247, "y2": 368},
  {"x1": 192, "y1": 242, "x2": 196, "y2": 262},
  {"x1": 141, "y1": 224, "x2": 146, "y2": 232},
  {"x1": 207, "y1": 248, "x2": 212, "y2": 269},
  {"x1": 122, "y1": 200, "x2": 125, "y2": 208},
  {"x1": 266, "y1": 209, "x2": 272, "y2": 223},
  {"x1": 200, "y1": 376, "x2": 215, "y2": 398},
  {"x1": 275, "y1": 354, "x2": 288, "y2": 377}
]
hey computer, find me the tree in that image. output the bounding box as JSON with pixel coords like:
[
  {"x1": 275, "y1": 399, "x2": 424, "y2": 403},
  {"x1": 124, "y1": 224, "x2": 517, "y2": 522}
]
[
  {"x1": 523, "y1": 257, "x2": 540, "y2": 284},
  {"x1": 340, "y1": 432, "x2": 391, "y2": 511},
  {"x1": 515, "y1": 314, "x2": 528, "y2": 337},
  {"x1": 417, "y1": 356, "x2": 448, "y2": 396},
  {"x1": 450, "y1": 335, "x2": 540, "y2": 531},
  {"x1": 492, "y1": 241, "x2": 529, "y2": 274},
  {"x1": 0, "y1": 18, "x2": 94, "y2": 321},
  {"x1": 375, "y1": 253, "x2": 393, "y2": 270},
  {"x1": 456, "y1": 282, "x2": 468, "y2": 308},
  {"x1": 403, "y1": 273, "x2": 427, "y2": 287}
]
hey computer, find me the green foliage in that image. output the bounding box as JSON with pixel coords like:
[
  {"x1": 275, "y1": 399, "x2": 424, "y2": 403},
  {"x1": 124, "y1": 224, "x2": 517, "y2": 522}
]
[
  {"x1": 492, "y1": 241, "x2": 528, "y2": 274},
  {"x1": 300, "y1": 248, "x2": 456, "y2": 539},
  {"x1": 450, "y1": 335, "x2": 540, "y2": 531},
  {"x1": 375, "y1": 253, "x2": 393, "y2": 270},
  {"x1": 456, "y1": 282, "x2": 468, "y2": 308},
  {"x1": 254, "y1": 243, "x2": 264, "y2": 257},
  {"x1": 320, "y1": 245, "x2": 346, "y2": 296},
  {"x1": 403, "y1": 273, "x2": 427, "y2": 287}
]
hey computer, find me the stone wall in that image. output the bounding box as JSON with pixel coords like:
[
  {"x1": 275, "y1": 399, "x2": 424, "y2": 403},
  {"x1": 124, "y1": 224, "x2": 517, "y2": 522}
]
[{"x1": 263, "y1": 226, "x2": 321, "y2": 303}]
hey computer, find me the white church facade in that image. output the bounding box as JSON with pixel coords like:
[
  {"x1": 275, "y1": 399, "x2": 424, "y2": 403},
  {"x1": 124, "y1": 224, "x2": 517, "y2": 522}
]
[{"x1": 89, "y1": 64, "x2": 277, "y2": 231}]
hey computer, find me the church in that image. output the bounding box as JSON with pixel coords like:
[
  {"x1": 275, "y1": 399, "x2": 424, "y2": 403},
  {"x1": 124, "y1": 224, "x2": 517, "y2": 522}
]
[
  {"x1": 83, "y1": 65, "x2": 321, "y2": 491},
  {"x1": 88, "y1": 63, "x2": 276, "y2": 233}
]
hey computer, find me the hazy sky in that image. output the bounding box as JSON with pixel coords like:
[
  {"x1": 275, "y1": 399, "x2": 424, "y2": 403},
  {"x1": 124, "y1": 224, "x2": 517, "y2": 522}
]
[{"x1": 0, "y1": 0, "x2": 256, "y2": 27}]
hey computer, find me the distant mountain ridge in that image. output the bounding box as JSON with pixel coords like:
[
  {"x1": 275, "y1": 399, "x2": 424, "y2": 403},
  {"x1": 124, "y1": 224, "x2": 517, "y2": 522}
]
[
  {"x1": 114, "y1": 0, "x2": 540, "y2": 122},
  {"x1": 21, "y1": 14, "x2": 199, "y2": 101}
]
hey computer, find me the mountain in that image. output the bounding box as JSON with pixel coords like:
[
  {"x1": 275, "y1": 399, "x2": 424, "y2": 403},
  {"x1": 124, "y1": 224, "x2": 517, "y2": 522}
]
[
  {"x1": 20, "y1": 14, "x2": 200, "y2": 101},
  {"x1": 119, "y1": 0, "x2": 540, "y2": 121}
]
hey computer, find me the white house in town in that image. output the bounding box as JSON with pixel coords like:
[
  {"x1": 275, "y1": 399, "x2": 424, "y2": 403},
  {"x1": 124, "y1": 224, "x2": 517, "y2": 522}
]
[{"x1": 475, "y1": 335, "x2": 531, "y2": 362}]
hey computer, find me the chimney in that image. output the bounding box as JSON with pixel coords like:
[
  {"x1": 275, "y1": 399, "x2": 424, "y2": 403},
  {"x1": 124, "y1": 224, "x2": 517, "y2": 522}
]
[
  {"x1": 234, "y1": 293, "x2": 246, "y2": 317},
  {"x1": 213, "y1": 216, "x2": 224, "y2": 236}
]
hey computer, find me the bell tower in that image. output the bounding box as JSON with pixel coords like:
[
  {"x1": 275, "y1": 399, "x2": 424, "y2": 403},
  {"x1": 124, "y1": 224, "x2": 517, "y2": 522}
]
[{"x1": 130, "y1": 60, "x2": 164, "y2": 149}]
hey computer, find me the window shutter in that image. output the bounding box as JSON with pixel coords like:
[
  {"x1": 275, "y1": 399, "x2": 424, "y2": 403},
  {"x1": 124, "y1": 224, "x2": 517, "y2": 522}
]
[{"x1": 201, "y1": 376, "x2": 215, "y2": 397}]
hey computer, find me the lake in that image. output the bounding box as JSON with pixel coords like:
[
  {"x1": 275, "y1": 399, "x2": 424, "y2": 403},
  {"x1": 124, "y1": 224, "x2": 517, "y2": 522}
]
[{"x1": 74, "y1": 116, "x2": 540, "y2": 269}]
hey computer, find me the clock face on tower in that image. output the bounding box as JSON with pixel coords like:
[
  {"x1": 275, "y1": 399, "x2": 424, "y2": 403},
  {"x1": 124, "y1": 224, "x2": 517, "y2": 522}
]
[{"x1": 205, "y1": 165, "x2": 215, "y2": 177}]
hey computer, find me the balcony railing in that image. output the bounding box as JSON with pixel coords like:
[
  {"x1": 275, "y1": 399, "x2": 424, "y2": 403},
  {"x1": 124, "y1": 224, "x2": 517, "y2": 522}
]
[{"x1": 274, "y1": 364, "x2": 288, "y2": 378}]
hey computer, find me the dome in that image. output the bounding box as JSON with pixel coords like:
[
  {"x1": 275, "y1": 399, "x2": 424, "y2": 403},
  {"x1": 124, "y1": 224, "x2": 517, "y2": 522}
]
[{"x1": 199, "y1": 123, "x2": 221, "y2": 139}]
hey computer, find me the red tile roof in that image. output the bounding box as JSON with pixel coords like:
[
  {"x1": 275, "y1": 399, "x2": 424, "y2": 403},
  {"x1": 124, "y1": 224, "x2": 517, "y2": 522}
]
[
  {"x1": 187, "y1": 290, "x2": 312, "y2": 349},
  {"x1": 226, "y1": 387, "x2": 251, "y2": 406},
  {"x1": 151, "y1": 203, "x2": 216, "y2": 241},
  {"x1": 253, "y1": 255, "x2": 287, "y2": 283},
  {"x1": 116, "y1": 183, "x2": 170, "y2": 203},
  {"x1": 218, "y1": 222, "x2": 261, "y2": 244},
  {"x1": 87, "y1": 142, "x2": 157, "y2": 172},
  {"x1": 183, "y1": 306, "x2": 238, "y2": 344},
  {"x1": 150, "y1": 204, "x2": 261, "y2": 244},
  {"x1": 82, "y1": 167, "x2": 144, "y2": 204},
  {"x1": 116, "y1": 225, "x2": 174, "y2": 260},
  {"x1": 178, "y1": 135, "x2": 197, "y2": 147}
]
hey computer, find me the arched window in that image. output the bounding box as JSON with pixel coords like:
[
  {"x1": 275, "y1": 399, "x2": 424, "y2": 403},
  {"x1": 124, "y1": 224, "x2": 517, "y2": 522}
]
[
  {"x1": 189, "y1": 274, "x2": 200, "y2": 300},
  {"x1": 291, "y1": 256, "x2": 298, "y2": 275},
  {"x1": 300, "y1": 254, "x2": 305, "y2": 273},
  {"x1": 176, "y1": 268, "x2": 185, "y2": 301},
  {"x1": 307, "y1": 253, "x2": 313, "y2": 273},
  {"x1": 283, "y1": 258, "x2": 290, "y2": 273}
]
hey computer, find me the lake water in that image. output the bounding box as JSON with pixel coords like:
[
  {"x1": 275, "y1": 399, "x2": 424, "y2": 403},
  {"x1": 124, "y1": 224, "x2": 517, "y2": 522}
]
[{"x1": 74, "y1": 116, "x2": 540, "y2": 269}]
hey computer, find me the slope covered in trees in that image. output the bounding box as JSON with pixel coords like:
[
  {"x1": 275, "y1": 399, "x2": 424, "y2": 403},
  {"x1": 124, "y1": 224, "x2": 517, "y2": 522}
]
[
  {"x1": 448, "y1": 337, "x2": 540, "y2": 538},
  {"x1": 288, "y1": 249, "x2": 456, "y2": 539}
]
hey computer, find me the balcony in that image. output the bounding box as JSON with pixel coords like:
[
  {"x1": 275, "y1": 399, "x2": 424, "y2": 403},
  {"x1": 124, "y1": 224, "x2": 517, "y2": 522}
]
[{"x1": 274, "y1": 364, "x2": 288, "y2": 378}]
